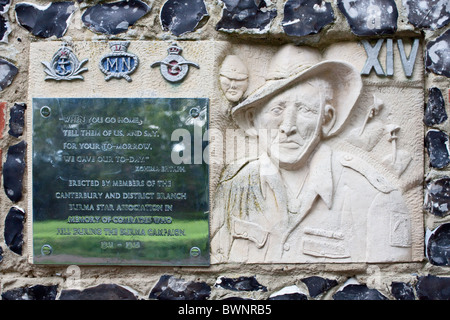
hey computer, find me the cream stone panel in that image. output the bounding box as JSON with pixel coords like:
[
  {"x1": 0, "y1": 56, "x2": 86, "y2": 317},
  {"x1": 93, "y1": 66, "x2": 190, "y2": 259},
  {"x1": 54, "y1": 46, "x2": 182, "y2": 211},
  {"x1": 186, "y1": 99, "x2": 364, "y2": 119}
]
[
  {"x1": 210, "y1": 42, "x2": 424, "y2": 264},
  {"x1": 28, "y1": 40, "x2": 425, "y2": 265}
]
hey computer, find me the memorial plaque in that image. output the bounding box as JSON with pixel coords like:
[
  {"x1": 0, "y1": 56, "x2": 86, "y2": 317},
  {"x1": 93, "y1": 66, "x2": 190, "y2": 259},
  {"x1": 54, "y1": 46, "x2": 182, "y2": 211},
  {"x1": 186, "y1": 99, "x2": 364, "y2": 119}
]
[{"x1": 31, "y1": 97, "x2": 209, "y2": 266}]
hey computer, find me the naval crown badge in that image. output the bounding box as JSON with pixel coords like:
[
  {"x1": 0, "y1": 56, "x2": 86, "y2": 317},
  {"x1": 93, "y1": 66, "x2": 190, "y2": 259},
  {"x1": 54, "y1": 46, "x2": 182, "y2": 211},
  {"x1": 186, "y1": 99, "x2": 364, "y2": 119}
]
[
  {"x1": 99, "y1": 41, "x2": 139, "y2": 82},
  {"x1": 151, "y1": 43, "x2": 199, "y2": 83},
  {"x1": 41, "y1": 43, "x2": 88, "y2": 81}
]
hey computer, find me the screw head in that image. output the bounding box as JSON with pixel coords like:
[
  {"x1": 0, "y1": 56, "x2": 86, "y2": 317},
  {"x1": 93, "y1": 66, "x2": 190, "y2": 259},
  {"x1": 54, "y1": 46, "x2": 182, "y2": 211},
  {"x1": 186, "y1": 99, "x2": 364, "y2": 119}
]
[
  {"x1": 189, "y1": 107, "x2": 200, "y2": 118},
  {"x1": 41, "y1": 244, "x2": 53, "y2": 255},
  {"x1": 190, "y1": 246, "x2": 201, "y2": 257},
  {"x1": 40, "y1": 106, "x2": 51, "y2": 118}
]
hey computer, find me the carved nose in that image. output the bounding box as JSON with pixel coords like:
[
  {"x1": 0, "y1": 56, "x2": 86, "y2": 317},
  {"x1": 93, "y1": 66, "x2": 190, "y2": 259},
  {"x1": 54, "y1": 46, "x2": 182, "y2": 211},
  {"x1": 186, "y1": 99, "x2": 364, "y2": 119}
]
[
  {"x1": 280, "y1": 124, "x2": 297, "y2": 136},
  {"x1": 280, "y1": 107, "x2": 297, "y2": 136}
]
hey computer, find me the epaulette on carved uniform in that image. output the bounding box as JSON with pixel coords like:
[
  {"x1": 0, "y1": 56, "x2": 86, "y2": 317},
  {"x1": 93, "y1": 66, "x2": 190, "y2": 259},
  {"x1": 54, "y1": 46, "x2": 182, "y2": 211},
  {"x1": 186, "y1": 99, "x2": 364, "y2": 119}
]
[{"x1": 336, "y1": 151, "x2": 396, "y2": 194}]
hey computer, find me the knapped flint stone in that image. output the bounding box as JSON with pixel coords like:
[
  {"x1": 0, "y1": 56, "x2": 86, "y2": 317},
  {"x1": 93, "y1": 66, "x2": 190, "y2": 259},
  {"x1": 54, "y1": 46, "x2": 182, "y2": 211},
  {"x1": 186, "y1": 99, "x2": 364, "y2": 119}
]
[
  {"x1": 3, "y1": 141, "x2": 26, "y2": 202},
  {"x1": 15, "y1": 2, "x2": 75, "y2": 38},
  {"x1": 268, "y1": 292, "x2": 307, "y2": 300},
  {"x1": 268, "y1": 286, "x2": 308, "y2": 300},
  {"x1": 301, "y1": 276, "x2": 339, "y2": 298},
  {"x1": 149, "y1": 275, "x2": 211, "y2": 300},
  {"x1": 337, "y1": 0, "x2": 398, "y2": 36},
  {"x1": 282, "y1": 0, "x2": 334, "y2": 37},
  {"x1": 0, "y1": 245, "x2": 3, "y2": 263},
  {"x1": 426, "y1": 29, "x2": 450, "y2": 77},
  {"x1": 426, "y1": 223, "x2": 450, "y2": 266},
  {"x1": 4, "y1": 206, "x2": 25, "y2": 255},
  {"x1": 0, "y1": 0, "x2": 10, "y2": 14},
  {"x1": 391, "y1": 282, "x2": 416, "y2": 300},
  {"x1": 425, "y1": 129, "x2": 450, "y2": 168},
  {"x1": 3, "y1": 287, "x2": 40, "y2": 300},
  {"x1": 29, "y1": 285, "x2": 58, "y2": 300},
  {"x1": 0, "y1": 58, "x2": 18, "y2": 91},
  {"x1": 403, "y1": 0, "x2": 450, "y2": 30},
  {"x1": 160, "y1": 0, "x2": 208, "y2": 36},
  {"x1": 2, "y1": 285, "x2": 58, "y2": 300},
  {"x1": 8, "y1": 102, "x2": 26, "y2": 138},
  {"x1": 424, "y1": 177, "x2": 450, "y2": 217},
  {"x1": 215, "y1": 276, "x2": 267, "y2": 292},
  {"x1": 82, "y1": 0, "x2": 151, "y2": 35},
  {"x1": 0, "y1": 13, "x2": 11, "y2": 43},
  {"x1": 60, "y1": 284, "x2": 137, "y2": 300},
  {"x1": 416, "y1": 275, "x2": 450, "y2": 300},
  {"x1": 216, "y1": 0, "x2": 277, "y2": 32},
  {"x1": 332, "y1": 284, "x2": 388, "y2": 300},
  {"x1": 424, "y1": 87, "x2": 448, "y2": 126}
]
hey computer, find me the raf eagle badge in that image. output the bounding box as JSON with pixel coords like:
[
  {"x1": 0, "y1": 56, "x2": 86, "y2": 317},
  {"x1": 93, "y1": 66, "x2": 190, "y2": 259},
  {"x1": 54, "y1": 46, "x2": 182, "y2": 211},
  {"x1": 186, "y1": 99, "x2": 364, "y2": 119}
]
[{"x1": 151, "y1": 43, "x2": 199, "y2": 83}]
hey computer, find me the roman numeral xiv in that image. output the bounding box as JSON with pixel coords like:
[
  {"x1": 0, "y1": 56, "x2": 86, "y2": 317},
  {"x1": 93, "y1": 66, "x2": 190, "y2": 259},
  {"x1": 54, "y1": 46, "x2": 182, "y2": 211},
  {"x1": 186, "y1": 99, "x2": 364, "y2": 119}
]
[{"x1": 361, "y1": 38, "x2": 420, "y2": 78}]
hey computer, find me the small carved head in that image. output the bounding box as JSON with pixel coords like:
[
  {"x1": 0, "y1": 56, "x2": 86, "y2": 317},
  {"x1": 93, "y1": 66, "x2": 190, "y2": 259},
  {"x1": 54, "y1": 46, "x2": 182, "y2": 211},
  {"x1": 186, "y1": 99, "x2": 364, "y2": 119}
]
[{"x1": 219, "y1": 55, "x2": 249, "y2": 102}]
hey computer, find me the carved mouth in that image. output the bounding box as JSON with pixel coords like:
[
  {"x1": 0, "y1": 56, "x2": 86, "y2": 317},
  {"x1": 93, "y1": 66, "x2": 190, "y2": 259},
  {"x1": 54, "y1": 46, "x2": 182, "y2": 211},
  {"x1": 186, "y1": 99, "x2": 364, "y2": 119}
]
[{"x1": 279, "y1": 141, "x2": 301, "y2": 149}]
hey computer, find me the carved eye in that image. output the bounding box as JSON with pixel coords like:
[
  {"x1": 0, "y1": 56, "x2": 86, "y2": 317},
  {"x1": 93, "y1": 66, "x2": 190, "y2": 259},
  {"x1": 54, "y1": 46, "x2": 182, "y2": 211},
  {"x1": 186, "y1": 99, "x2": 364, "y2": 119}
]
[
  {"x1": 298, "y1": 105, "x2": 318, "y2": 115},
  {"x1": 270, "y1": 106, "x2": 284, "y2": 116}
]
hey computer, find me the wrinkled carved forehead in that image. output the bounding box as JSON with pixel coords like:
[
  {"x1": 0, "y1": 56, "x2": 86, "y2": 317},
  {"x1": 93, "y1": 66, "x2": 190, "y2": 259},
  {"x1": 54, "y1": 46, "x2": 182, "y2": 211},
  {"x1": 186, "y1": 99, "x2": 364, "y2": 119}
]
[{"x1": 251, "y1": 78, "x2": 329, "y2": 113}]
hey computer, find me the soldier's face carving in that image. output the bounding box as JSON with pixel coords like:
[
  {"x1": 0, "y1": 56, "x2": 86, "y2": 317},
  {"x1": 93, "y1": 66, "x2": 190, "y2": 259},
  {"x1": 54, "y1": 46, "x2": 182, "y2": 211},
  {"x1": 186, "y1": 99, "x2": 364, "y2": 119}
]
[
  {"x1": 248, "y1": 82, "x2": 326, "y2": 170},
  {"x1": 220, "y1": 75, "x2": 249, "y2": 102}
]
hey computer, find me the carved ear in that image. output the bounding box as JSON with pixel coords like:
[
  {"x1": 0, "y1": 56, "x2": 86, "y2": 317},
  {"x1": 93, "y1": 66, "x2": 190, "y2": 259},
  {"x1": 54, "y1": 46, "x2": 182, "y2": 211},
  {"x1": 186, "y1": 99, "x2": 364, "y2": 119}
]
[
  {"x1": 321, "y1": 104, "x2": 336, "y2": 137},
  {"x1": 244, "y1": 108, "x2": 258, "y2": 136}
]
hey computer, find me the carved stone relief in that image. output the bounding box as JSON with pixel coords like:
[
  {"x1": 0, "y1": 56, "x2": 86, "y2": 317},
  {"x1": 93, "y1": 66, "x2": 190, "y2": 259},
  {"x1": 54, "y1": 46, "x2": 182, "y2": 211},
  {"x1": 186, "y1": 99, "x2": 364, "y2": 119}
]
[
  {"x1": 219, "y1": 55, "x2": 249, "y2": 103},
  {"x1": 211, "y1": 41, "x2": 424, "y2": 264}
]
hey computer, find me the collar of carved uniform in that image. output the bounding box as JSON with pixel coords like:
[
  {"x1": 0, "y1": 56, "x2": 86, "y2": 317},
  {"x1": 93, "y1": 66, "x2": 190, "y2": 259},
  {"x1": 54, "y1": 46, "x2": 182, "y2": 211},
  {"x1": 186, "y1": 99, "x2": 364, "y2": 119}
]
[{"x1": 259, "y1": 144, "x2": 334, "y2": 215}]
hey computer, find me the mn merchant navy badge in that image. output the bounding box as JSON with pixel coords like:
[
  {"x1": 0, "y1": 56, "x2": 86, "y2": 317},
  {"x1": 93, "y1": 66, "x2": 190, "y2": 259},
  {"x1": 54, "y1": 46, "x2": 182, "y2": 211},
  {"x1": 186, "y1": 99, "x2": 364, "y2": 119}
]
[
  {"x1": 99, "y1": 41, "x2": 139, "y2": 82},
  {"x1": 151, "y1": 43, "x2": 199, "y2": 83},
  {"x1": 41, "y1": 43, "x2": 88, "y2": 81}
]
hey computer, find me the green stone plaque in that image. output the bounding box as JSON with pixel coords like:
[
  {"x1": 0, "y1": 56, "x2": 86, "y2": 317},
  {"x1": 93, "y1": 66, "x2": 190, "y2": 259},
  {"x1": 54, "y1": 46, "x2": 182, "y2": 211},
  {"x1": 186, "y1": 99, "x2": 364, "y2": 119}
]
[{"x1": 31, "y1": 98, "x2": 209, "y2": 266}]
